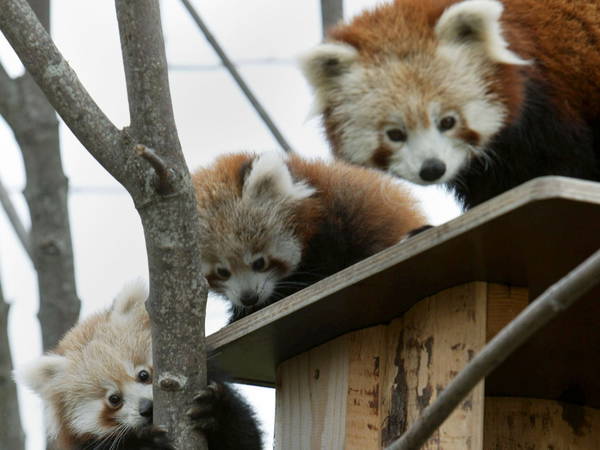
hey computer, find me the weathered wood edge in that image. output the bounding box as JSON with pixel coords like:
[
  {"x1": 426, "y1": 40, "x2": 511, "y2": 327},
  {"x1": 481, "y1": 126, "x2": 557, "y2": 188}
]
[{"x1": 207, "y1": 176, "x2": 600, "y2": 355}]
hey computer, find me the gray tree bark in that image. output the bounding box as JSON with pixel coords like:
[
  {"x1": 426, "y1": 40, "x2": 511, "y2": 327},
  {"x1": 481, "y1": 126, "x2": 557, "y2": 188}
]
[
  {"x1": 0, "y1": 273, "x2": 25, "y2": 450},
  {"x1": 0, "y1": 0, "x2": 209, "y2": 448},
  {"x1": 0, "y1": 0, "x2": 80, "y2": 352},
  {"x1": 320, "y1": 0, "x2": 344, "y2": 37}
]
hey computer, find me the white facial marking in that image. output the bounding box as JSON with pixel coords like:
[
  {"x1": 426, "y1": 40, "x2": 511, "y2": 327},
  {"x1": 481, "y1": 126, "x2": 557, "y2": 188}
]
[
  {"x1": 116, "y1": 381, "x2": 153, "y2": 428},
  {"x1": 69, "y1": 399, "x2": 106, "y2": 436},
  {"x1": 389, "y1": 126, "x2": 469, "y2": 185},
  {"x1": 463, "y1": 99, "x2": 506, "y2": 137}
]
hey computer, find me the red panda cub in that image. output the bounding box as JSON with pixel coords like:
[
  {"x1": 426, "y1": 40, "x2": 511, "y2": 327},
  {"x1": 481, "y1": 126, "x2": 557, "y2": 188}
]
[
  {"x1": 301, "y1": 0, "x2": 600, "y2": 209},
  {"x1": 15, "y1": 281, "x2": 262, "y2": 450},
  {"x1": 192, "y1": 151, "x2": 427, "y2": 322}
]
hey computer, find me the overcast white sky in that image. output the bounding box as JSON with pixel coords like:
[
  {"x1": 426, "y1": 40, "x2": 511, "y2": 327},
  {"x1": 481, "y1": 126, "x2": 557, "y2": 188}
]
[{"x1": 0, "y1": 1, "x2": 460, "y2": 449}]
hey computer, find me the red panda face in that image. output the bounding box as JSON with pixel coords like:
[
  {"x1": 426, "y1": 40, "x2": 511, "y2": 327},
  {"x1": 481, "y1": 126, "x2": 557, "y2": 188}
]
[
  {"x1": 301, "y1": 0, "x2": 528, "y2": 185},
  {"x1": 16, "y1": 282, "x2": 156, "y2": 443},
  {"x1": 204, "y1": 248, "x2": 298, "y2": 309},
  {"x1": 195, "y1": 152, "x2": 316, "y2": 312}
]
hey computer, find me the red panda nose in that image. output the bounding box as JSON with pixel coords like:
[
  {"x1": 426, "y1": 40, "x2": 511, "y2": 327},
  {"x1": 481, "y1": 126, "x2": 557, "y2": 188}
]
[
  {"x1": 419, "y1": 158, "x2": 446, "y2": 182},
  {"x1": 139, "y1": 398, "x2": 153, "y2": 418},
  {"x1": 240, "y1": 292, "x2": 259, "y2": 306}
]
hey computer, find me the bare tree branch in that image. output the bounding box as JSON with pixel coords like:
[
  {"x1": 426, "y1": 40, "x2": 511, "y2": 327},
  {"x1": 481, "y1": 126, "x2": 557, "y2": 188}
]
[
  {"x1": 0, "y1": 269, "x2": 25, "y2": 450},
  {"x1": 320, "y1": 0, "x2": 344, "y2": 37},
  {"x1": 115, "y1": 2, "x2": 209, "y2": 448},
  {"x1": 179, "y1": 0, "x2": 293, "y2": 153},
  {"x1": 0, "y1": 176, "x2": 31, "y2": 259},
  {"x1": 0, "y1": 0, "x2": 129, "y2": 187},
  {"x1": 386, "y1": 247, "x2": 600, "y2": 450}
]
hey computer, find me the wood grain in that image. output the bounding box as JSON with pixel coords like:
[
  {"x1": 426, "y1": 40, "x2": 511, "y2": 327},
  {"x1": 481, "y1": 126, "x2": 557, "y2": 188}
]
[
  {"x1": 486, "y1": 284, "x2": 529, "y2": 341},
  {"x1": 276, "y1": 283, "x2": 489, "y2": 449},
  {"x1": 392, "y1": 282, "x2": 487, "y2": 449},
  {"x1": 484, "y1": 397, "x2": 600, "y2": 449}
]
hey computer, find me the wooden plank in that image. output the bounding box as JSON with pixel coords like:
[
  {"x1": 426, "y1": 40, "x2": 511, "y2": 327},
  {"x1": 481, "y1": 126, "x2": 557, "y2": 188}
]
[
  {"x1": 484, "y1": 397, "x2": 600, "y2": 449},
  {"x1": 276, "y1": 283, "x2": 489, "y2": 449},
  {"x1": 208, "y1": 177, "x2": 600, "y2": 408},
  {"x1": 275, "y1": 335, "x2": 349, "y2": 450},
  {"x1": 486, "y1": 284, "x2": 529, "y2": 341},
  {"x1": 396, "y1": 282, "x2": 487, "y2": 449},
  {"x1": 344, "y1": 327, "x2": 386, "y2": 449}
]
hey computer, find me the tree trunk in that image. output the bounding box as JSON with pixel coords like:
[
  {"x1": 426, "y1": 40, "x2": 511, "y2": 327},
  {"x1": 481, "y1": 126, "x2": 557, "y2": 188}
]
[
  {"x1": 0, "y1": 0, "x2": 209, "y2": 447},
  {"x1": 0, "y1": 276, "x2": 26, "y2": 450}
]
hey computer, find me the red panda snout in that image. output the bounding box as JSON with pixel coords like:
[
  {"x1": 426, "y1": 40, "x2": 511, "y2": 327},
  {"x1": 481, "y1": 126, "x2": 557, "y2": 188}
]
[
  {"x1": 138, "y1": 398, "x2": 153, "y2": 419},
  {"x1": 419, "y1": 158, "x2": 447, "y2": 182}
]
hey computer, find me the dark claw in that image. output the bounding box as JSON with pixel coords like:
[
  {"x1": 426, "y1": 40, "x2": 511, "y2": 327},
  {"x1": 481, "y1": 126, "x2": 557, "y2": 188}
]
[
  {"x1": 132, "y1": 425, "x2": 174, "y2": 450},
  {"x1": 192, "y1": 417, "x2": 219, "y2": 432},
  {"x1": 404, "y1": 224, "x2": 434, "y2": 239},
  {"x1": 188, "y1": 382, "x2": 223, "y2": 431}
]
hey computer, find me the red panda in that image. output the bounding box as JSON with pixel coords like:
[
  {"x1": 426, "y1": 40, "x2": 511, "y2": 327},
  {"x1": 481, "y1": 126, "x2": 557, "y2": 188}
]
[
  {"x1": 15, "y1": 281, "x2": 262, "y2": 450},
  {"x1": 300, "y1": 0, "x2": 600, "y2": 209},
  {"x1": 192, "y1": 151, "x2": 427, "y2": 322}
]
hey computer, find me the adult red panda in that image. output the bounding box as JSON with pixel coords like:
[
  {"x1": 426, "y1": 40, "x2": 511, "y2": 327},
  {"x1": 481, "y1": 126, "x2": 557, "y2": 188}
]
[
  {"x1": 301, "y1": 0, "x2": 600, "y2": 209},
  {"x1": 15, "y1": 281, "x2": 262, "y2": 450},
  {"x1": 192, "y1": 151, "x2": 427, "y2": 322}
]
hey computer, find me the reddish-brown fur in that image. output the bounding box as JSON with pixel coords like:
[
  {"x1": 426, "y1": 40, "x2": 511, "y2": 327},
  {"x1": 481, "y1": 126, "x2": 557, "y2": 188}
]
[
  {"x1": 330, "y1": 0, "x2": 600, "y2": 123},
  {"x1": 193, "y1": 153, "x2": 425, "y2": 251}
]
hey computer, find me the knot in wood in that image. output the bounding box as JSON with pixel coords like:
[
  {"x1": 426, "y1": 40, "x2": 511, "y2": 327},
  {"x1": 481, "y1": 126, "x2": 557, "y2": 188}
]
[{"x1": 158, "y1": 374, "x2": 187, "y2": 391}]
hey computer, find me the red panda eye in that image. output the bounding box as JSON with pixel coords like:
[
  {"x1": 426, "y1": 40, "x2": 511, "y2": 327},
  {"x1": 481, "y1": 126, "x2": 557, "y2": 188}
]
[
  {"x1": 108, "y1": 394, "x2": 122, "y2": 407},
  {"x1": 439, "y1": 116, "x2": 456, "y2": 131},
  {"x1": 216, "y1": 268, "x2": 231, "y2": 280},
  {"x1": 251, "y1": 257, "x2": 267, "y2": 272},
  {"x1": 137, "y1": 369, "x2": 151, "y2": 383},
  {"x1": 386, "y1": 129, "x2": 407, "y2": 142}
]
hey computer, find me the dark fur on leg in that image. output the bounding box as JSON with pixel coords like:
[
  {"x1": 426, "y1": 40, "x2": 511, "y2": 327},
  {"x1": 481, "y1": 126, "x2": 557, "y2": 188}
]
[{"x1": 188, "y1": 381, "x2": 263, "y2": 450}]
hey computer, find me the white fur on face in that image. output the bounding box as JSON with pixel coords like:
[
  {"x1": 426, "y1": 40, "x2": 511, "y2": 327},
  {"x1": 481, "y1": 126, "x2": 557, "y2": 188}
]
[
  {"x1": 388, "y1": 126, "x2": 470, "y2": 185},
  {"x1": 207, "y1": 232, "x2": 302, "y2": 307},
  {"x1": 314, "y1": 41, "x2": 508, "y2": 184},
  {"x1": 69, "y1": 399, "x2": 106, "y2": 437},
  {"x1": 115, "y1": 381, "x2": 154, "y2": 429}
]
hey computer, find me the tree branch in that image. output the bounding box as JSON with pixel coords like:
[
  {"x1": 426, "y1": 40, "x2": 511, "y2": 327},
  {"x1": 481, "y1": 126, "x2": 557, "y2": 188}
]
[
  {"x1": 2, "y1": 0, "x2": 210, "y2": 447},
  {"x1": 0, "y1": 177, "x2": 31, "y2": 259},
  {"x1": 0, "y1": 267, "x2": 25, "y2": 450},
  {"x1": 386, "y1": 247, "x2": 600, "y2": 450},
  {"x1": 179, "y1": 0, "x2": 293, "y2": 153},
  {"x1": 320, "y1": 0, "x2": 344, "y2": 37},
  {"x1": 115, "y1": 1, "x2": 208, "y2": 448},
  {"x1": 0, "y1": 0, "x2": 128, "y2": 188}
]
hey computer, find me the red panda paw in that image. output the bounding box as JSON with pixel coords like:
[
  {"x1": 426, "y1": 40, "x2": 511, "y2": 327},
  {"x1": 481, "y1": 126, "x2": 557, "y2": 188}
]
[
  {"x1": 187, "y1": 381, "x2": 222, "y2": 432},
  {"x1": 131, "y1": 425, "x2": 174, "y2": 450}
]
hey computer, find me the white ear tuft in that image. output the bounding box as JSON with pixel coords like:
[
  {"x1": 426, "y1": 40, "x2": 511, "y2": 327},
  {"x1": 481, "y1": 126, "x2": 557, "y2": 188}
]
[
  {"x1": 111, "y1": 279, "x2": 148, "y2": 320},
  {"x1": 435, "y1": 0, "x2": 528, "y2": 65},
  {"x1": 299, "y1": 42, "x2": 359, "y2": 114},
  {"x1": 243, "y1": 152, "x2": 315, "y2": 202},
  {"x1": 14, "y1": 354, "x2": 69, "y2": 395}
]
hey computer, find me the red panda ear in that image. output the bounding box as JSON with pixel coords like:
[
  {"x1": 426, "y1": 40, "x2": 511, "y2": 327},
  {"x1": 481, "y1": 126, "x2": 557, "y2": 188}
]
[
  {"x1": 14, "y1": 354, "x2": 69, "y2": 395},
  {"x1": 435, "y1": 0, "x2": 528, "y2": 66},
  {"x1": 110, "y1": 279, "x2": 148, "y2": 323},
  {"x1": 242, "y1": 152, "x2": 315, "y2": 203},
  {"x1": 299, "y1": 42, "x2": 359, "y2": 115}
]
